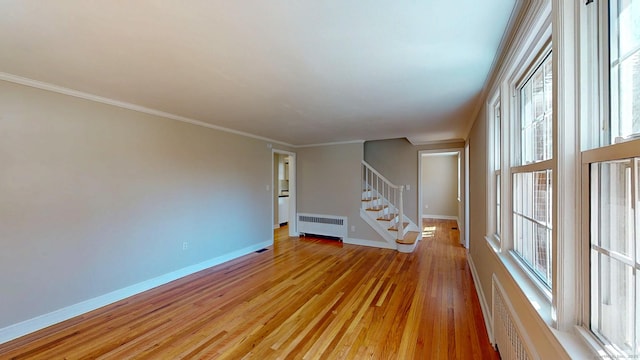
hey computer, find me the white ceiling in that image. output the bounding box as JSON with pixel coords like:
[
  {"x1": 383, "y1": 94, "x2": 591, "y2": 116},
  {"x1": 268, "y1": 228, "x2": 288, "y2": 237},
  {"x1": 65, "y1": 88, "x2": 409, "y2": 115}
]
[{"x1": 0, "y1": 1, "x2": 517, "y2": 146}]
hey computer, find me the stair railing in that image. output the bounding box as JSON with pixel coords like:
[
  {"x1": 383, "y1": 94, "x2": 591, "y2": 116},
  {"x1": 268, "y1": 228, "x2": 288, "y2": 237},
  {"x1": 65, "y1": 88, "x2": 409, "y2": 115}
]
[{"x1": 361, "y1": 160, "x2": 404, "y2": 239}]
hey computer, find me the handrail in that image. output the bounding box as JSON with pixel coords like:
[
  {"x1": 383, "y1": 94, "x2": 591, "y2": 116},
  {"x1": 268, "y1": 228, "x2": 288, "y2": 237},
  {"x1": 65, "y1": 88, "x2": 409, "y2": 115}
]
[
  {"x1": 361, "y1": 160, "x2": 401, "y2": 189},
  {"x1": 361, "y1": 161, "x2": 405, "y2": 240}
]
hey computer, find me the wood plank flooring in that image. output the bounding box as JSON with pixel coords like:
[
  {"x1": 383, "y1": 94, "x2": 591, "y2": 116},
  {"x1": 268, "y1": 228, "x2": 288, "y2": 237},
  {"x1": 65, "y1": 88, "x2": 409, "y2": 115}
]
[{"x1": 0, "y1": 219, "x2": 498, "y2": 359}]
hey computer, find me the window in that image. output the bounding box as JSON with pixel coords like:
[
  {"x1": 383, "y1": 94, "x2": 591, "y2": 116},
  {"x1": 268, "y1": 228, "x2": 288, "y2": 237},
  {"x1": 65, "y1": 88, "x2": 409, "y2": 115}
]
[
  {"x1": 589, "y1": 158, "x2": 638, "y2": 355},
  {"x1": 512, "y1": 52, "x2": 554, "y2": 289},
  {"x1": 584, "y1": 0, "x2": 640, "y2": 356},
  {"x1": 488, "y1": 97, "x2": 502, "y2": 244},
  {"x1": 610, "y1": 0, "x2": 640, "y2": 143}
]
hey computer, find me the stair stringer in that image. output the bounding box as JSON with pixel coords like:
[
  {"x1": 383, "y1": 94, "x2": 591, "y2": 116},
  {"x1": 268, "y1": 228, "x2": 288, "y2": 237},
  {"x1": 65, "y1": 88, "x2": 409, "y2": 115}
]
[
  {"x1": 400, "y1": 214, "x2": 422, "y2": 240},
  {"x1": 359, "y1": 208, "x2": 398, "y2": 248},
  {"x1": 359, "y1": 201, "x2": 422, "y2": 252}
]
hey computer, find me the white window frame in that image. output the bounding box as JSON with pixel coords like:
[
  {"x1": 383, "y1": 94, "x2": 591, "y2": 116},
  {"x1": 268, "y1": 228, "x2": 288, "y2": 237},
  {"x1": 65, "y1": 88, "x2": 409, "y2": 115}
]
[
  {"x1": 577, "y1": 0, "x2": 640, "y2": 357},
  {"x1": 484, "y1": 8, "x2": 557, "y2": 325},
  {"x1": 487, "y1": 92, "x2": 502, "y2": 249},
  {"x1": 509, "y1": 42, "x2": 555, "y2": 293},
  {"x1": 581, "y1": 142, "x2": 640, "y2": 356}
]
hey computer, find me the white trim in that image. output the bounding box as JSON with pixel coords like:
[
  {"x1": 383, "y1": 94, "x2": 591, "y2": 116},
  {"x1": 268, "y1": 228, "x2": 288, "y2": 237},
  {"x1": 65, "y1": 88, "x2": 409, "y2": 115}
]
[
  {"x1": 406, "y1": 138, "x2": 465, "y2": 146},
  {"x1": 272, "y1": 150, "x2": 297, "y2": 237},
  {"x1": 418, "y1": 148, "x2": 463, "y2": 155},
  {"x1": 0, "y1": 73, "x2": 296, "y2": 147},
  {"x1": 417, "y1": 148, "x2": 464, "y2": 242},
  {"x1": 0, "y1": 240, "x2": 272, "y2": 345},
  {"x1": 464, "y1": 142, "x2": 470, "y2": 249},
  {"x1": 467, "y1": 253, "x2": 494, "y2": 344},
  {"x1": 344, "y1": 238, "x2": 396, "y2": 250},
  {"x1": 486, "y1": 92, "x2": 502, "y2": 245},
  {"x1": 573, "y1": 326, "x2": 610, "y2": 358},
  {"x1": 294, "y1": 139, "x2": 365, "y2": 148},
  {"x1": 420, "y1": 151, "x2": 459, "y2": 157},
  {"x1": 552, "y1": 0, "x2": 579, "y2": 332},
  {"x1": 421, "y1": 214, "x2": 458, "y2": 221},
  {"x1": 551, "y1": 327, "x2": 599, "y2": 360}
]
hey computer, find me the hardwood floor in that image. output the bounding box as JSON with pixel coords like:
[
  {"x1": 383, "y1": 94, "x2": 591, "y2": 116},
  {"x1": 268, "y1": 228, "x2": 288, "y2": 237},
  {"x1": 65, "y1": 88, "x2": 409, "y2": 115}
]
[{"x1": 0, "y1": 219, "x2": 498, "y2": 359}]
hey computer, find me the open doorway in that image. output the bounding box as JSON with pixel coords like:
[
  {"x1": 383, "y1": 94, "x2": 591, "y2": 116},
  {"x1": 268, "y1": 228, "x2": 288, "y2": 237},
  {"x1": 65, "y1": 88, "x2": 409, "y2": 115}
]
[
  {"x1": 418, "y1": 149, "x2": 466, "y2": 247},
  {"x1": 272, "y1": 150, "x2": 297, "y2": 240}
]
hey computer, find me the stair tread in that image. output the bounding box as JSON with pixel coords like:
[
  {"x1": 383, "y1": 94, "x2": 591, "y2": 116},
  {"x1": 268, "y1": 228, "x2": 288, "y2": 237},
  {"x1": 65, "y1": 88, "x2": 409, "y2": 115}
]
[
  {"x1": 396, "y1": 231, "x2": 420, "y2": 245},
  {"x1": 388, "y1": 222, "x2": 409, "y2": 231},
  {"x1": 366, "y1": 205, "x2": 388, "y2": 211},
  {"x1": 361, "y1": 197, "x2": 379, "y2": 201},
  {"x1": 376, "y1": 214, "x2": 398, "y2": 221}
]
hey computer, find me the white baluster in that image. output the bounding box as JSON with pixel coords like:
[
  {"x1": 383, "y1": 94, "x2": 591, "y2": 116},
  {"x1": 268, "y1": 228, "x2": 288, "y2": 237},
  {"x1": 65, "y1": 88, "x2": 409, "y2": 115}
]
[{"x1": 397, "y1": 186, "x2": 404, "y2": 240}]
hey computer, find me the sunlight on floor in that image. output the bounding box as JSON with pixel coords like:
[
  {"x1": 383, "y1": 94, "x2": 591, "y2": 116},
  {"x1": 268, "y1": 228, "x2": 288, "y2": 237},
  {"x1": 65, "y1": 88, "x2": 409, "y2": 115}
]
[{"x1": 422, "y1": 226, "x2": 436, "y2": 238}]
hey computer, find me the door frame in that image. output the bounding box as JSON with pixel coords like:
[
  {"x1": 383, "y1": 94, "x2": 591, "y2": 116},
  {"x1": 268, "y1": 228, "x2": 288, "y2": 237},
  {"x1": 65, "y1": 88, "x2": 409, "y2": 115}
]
[
  {"x1": 417, "y1": 148, "x2": 466, "y2": 246},
  {"x1": 272, "y1": 149, "x2": 297, "y2": 238}
]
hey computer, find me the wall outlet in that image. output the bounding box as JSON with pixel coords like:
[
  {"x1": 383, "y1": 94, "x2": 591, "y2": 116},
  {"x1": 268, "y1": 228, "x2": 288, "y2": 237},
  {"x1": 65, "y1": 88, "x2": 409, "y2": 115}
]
[
  {"x1": 266, "y1": 185, "x2": 270, "y2": 191},
  {"x1": 425, "y1": 204, "x2": 429, "y2": 209},
  {"x1": 350, "y1": 225, "x2": 355, "y2": 232},
  {"x1": 182, "y1": 242, "x2": 189, "y2": 250},
  {"x1": 406, "y1": 184, "x2": 411, "y2": 191}
]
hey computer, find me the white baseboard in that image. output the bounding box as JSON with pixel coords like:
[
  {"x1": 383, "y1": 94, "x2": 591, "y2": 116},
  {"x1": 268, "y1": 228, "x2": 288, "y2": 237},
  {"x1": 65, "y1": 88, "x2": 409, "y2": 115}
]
[
  {"x1": 422, "y1": 214, "x2": 458, "y2": 221},
  {"x1": 344, "y1": 238, "x2": 396, "y2": 250},
  {"x1": 467, "y1": 253, "x2": 494, "y2": 344},
  {"x1": 0, "y1": 240, "x2": 272, "y2": 345}
]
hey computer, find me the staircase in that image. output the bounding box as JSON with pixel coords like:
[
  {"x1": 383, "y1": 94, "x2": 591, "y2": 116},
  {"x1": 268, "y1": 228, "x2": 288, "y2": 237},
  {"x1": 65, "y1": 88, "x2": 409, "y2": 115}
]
[{"x1": 360, "y1": 161, "x2": 421, "y2": 252}]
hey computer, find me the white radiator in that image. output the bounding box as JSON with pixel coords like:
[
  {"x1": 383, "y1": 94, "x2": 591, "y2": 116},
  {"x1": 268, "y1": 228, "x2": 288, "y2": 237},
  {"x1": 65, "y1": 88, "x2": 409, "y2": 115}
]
[
  {"x1": 493, "y1": 275, "x2": 537, "y2": 360},
  {"x1": 297, "y1": 213, "x2": 347, "y2": 240}
]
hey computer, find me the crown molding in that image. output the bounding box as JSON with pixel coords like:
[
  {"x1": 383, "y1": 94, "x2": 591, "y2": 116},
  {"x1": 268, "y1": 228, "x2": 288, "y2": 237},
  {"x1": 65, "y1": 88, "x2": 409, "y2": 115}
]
[{"x1": 0, "y1": 72, "x2": 295, "y2": 148}]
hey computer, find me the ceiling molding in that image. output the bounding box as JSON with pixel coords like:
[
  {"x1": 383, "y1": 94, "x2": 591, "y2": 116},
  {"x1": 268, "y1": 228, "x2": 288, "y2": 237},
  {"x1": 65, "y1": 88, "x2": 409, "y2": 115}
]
[{"x1": 0, "y1": 72, "x2": 295, "y2": 148}]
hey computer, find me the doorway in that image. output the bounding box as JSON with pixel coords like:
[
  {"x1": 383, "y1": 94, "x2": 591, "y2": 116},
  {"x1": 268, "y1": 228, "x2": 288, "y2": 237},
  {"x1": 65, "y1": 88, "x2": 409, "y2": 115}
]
[
  {"x1": 272, "y1": 150, "x2": 297, "y2": 239},
  {"x1": 418, "y1": 149, "x2": 466, "y2": 246}
]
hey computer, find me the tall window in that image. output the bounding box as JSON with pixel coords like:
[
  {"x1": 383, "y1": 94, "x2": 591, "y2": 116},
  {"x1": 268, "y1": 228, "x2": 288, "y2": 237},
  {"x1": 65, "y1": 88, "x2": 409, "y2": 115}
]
[
  {"x1": 512, "y1": 52, "x2": 553, "y2": 288},
  {"x1": 494, "y1": 101, "x2": 502, "y2": 240},
  {"x1": 585, "y1": 0, "x2": 640, "y2": 356}
]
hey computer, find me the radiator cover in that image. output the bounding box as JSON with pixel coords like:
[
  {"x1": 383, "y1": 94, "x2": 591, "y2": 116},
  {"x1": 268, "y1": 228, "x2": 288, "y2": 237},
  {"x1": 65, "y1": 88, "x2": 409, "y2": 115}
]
[
  {"x1": 297, "y1": 213, "x2": 348, "y2": 240},
  {"x1": 492, "y1": 275, "x2": 537, "y2": 360}
]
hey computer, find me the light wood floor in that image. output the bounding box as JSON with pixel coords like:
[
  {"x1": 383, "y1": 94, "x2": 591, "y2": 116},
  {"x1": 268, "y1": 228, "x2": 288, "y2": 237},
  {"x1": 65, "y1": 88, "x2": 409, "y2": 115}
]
[{"x1": 0, "y1": 219, "x2": 498, "y2": 359}]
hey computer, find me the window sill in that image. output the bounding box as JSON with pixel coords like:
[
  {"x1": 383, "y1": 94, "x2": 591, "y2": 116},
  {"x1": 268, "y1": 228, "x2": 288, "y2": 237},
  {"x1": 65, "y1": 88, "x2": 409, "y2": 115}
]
[
  {"x1": 484, "y1": 235, "x2": 552, "y2": 323},
  {"x1": 485, "y1": 234, "x2": 500, "y2": 253},
  {"x1": 483, "y1": 237, "x2": 598, "y2": 359},
  {"x1": 493, "y1": 246, "x2": 553, "y2": 322}
]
